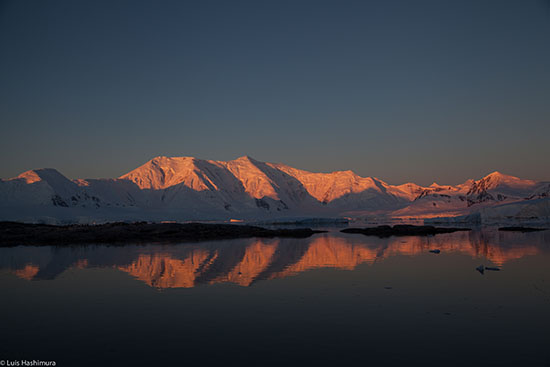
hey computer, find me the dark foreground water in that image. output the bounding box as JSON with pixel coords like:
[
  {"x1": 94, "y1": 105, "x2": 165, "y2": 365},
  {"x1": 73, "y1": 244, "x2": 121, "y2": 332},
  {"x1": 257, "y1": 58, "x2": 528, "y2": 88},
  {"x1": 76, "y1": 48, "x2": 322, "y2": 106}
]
[{"x1": 1, "y1": 228, "x2": 549, "y2": 366}]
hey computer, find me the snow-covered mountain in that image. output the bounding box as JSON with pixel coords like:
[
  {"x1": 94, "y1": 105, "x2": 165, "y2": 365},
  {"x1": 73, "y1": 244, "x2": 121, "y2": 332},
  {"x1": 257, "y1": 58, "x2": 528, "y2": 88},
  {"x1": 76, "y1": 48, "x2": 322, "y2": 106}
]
[
  {"x1": 390, "y1": 172, "x2": 549, "y2": 220},
  {"x1": 0, "y1": 156, "x2": 548, "y2": 223},
  {"x1": 0, "y1": 168, "x2": 103, "y2": 208}
]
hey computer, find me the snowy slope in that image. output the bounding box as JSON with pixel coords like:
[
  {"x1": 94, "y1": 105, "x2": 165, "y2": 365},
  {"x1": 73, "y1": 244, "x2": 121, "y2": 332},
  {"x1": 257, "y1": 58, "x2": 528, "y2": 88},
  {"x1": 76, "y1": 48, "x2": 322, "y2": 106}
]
[
  {"x1": 389, "y1": 172, "x2": 548, "y2": 219},
  {"x1": 465, "y1": 171, "x2": 540, "y2": 206},
  {"x1": 0, "y1": 169, "x2": 102, "y2": 208},
  {"x1": 271, "y1": 163, "x2": 411, "y2": 210},
  {"x1": 478, "y1": 198, "x2": 550, "y2": 222},
  {"x1": 0, "y1": 156, "x2": 548, "y2": 223},
  {"x1": 120, "y1": 156, "x2": 321, "y2": 214}
]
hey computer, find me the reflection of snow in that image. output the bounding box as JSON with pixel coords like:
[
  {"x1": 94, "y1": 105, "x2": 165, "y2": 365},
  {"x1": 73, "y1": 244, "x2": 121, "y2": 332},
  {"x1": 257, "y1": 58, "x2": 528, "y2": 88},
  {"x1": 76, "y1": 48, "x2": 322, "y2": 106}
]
[{"x1": 2, "y1": 229, "x2": 547, "y2": 288}]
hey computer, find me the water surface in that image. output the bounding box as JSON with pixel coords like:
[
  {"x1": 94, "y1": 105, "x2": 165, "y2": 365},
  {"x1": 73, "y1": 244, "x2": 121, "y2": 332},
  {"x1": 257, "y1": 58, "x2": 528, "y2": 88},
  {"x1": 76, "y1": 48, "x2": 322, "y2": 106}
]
[{"x1": 1, "y1": 229, "x2": 549, "y2": 366}]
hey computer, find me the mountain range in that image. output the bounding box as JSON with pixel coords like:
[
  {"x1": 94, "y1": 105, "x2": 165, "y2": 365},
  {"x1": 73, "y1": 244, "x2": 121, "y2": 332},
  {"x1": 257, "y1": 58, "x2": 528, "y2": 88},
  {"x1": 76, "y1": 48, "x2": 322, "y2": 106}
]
[{"x1": 1, "y1": 155, "x2": 549, "y2": 224}]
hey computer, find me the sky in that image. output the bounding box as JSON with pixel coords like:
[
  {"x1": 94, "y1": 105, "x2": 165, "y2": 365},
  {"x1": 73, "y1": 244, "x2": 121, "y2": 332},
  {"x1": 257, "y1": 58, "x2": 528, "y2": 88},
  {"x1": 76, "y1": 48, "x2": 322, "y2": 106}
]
[{"x1": 0, "y1": 0, "x2": 549, "y2": 186}]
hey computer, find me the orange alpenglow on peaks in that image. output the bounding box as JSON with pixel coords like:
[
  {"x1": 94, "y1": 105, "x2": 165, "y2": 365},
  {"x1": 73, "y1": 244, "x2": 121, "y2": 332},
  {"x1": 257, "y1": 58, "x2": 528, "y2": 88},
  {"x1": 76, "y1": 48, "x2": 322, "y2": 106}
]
[{"x1": 1, "y1": 155, "x2": 549, "y2": 222}]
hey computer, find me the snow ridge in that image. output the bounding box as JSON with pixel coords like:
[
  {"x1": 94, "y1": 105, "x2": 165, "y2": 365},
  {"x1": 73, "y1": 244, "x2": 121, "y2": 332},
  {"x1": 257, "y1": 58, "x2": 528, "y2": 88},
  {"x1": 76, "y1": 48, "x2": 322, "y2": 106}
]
[{"x1": 0, "y1": 156, "x2": 548, "y2": 223}]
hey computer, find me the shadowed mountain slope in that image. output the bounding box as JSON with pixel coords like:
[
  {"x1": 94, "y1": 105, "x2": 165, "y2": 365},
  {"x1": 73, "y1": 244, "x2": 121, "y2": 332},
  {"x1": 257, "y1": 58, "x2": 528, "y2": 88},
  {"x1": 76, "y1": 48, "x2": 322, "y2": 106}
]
[{"x1": 1, "y1": 157, "x2": 548, "y2": 223}]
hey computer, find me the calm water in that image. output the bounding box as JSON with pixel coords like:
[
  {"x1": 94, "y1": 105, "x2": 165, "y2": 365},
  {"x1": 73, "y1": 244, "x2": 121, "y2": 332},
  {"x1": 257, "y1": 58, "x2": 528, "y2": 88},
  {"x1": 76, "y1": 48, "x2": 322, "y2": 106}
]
[{"x1": 1, "y1": 229, "x2": 549, "y2": 366}]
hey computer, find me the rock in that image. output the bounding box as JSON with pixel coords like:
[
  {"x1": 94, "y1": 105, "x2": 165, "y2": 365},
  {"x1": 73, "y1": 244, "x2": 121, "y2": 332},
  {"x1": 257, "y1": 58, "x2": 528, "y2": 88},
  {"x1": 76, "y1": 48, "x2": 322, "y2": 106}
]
[
  {"x1": 341, "y1": 225, "x2": 471, "y2": 237},
  {"x1": 0, "y1": 221, "x2": 324, "y2": 246},
  {"x1": 498, "y1": 227, "x2": 547, "y2": 232}
]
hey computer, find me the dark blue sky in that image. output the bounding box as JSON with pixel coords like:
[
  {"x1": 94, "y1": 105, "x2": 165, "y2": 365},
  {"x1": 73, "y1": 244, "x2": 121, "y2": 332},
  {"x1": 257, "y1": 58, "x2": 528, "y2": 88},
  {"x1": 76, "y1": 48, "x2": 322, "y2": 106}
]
[{"x1": 1, "y1": 0, "x2": 549, "y2": 185}]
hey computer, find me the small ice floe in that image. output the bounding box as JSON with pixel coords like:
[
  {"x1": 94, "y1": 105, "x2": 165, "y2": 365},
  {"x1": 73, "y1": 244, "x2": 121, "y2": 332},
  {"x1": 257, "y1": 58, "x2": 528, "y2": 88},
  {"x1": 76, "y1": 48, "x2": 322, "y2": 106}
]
[
  {"x1": 476, "y1": 265, "x2": 485, "y2": 275},
  {"x1": 485, "y1": 267, "x2": 501, "y2": 271},
  {"x1": 429, "y1": 249, "x2": 441, "y2": 254}
]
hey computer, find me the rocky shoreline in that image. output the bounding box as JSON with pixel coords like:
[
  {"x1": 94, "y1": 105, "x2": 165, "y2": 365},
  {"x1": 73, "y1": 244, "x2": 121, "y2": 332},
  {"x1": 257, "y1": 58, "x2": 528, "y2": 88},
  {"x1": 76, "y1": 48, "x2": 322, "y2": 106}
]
[{"x1": 0, "y1": 221, "x2": 324, "y2": 246}]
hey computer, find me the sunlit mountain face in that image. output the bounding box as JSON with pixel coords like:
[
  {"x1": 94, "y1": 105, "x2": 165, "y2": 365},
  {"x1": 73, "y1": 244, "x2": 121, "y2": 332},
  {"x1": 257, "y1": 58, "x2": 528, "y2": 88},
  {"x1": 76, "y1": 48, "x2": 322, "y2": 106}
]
[
  {"x1": 2, "y1": 230, "x2": 548, "y2": 289},
  {"x1": 1, "y1": 156, "x2": 549, "y2": 223}
]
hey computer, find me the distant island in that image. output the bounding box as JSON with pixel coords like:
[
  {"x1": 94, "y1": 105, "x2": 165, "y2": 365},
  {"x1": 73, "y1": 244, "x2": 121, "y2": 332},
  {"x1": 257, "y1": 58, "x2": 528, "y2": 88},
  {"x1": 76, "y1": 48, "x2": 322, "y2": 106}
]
[
  {"x1": 341, "y1": 225, "x2": 471, "y2": 237},
  {"x1": 498, "y1": 227, "x2": 548, "y2": 232}
]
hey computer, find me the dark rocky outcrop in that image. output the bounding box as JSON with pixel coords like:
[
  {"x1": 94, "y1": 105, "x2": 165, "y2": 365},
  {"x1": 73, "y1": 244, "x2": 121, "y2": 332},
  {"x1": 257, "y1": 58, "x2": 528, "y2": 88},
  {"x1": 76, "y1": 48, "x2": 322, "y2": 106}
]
[
  {"x1": 498, "y1": 227, "x2": 547, "y2": 232},
  {"x1": 341, "y1": 225, "x2": 470, "y2": 237},
  {"x1": 0, "y1": 221, "x2": 323, "y2": 246}
]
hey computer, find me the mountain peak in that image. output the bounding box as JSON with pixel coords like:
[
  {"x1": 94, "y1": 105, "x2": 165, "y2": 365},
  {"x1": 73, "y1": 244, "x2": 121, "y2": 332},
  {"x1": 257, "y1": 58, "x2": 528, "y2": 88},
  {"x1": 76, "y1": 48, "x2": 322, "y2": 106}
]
[
  {"x1": 1, "y1": 156, "x2": 547, "y2": 223},
  {"x1": 465, "y1": 171, "x2": 537, "y2": 201},
  {"x1": 120, "y1": 156, "x2": 204, "y2": 189},
  {"x1": 339, "y1": 169, "x2": 357, "y2": 175},
  {"x1": 479, "y1": 171, "x2": 523, "y2": 185},
  {"x1": 14, "y1": 168, "x2": 68, "y2": 184},
  {"x1": 150, "y1": 156, "x2": 195, "y2": 164},
  {"x1": 485, "y1": 171, "x2": 506, "y2": 179},
  {"x1": 234, "y1": 155, "x2": 259, "y2": 163}
]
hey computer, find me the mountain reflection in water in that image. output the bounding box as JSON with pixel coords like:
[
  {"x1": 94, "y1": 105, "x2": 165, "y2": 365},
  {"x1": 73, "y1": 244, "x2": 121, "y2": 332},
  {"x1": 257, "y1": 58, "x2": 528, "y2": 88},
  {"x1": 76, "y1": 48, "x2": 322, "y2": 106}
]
[{"x1": 2, "y1": 229, "x2": 548, "y2": 289}]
